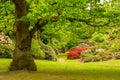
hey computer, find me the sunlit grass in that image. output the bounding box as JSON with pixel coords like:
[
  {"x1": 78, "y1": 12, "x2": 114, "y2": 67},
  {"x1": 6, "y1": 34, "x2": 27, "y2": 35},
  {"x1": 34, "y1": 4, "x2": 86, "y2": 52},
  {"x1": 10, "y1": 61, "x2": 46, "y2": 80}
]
[{"x1": 0, "y1": 58, "x2": 120, "y2": 80}]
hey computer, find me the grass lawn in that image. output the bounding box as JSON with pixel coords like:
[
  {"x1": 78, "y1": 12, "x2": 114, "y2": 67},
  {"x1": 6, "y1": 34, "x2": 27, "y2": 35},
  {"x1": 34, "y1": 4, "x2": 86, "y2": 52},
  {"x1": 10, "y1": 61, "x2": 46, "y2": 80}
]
[{"x1": 0, "y1": 58, "x2": 120, "y2": 80}]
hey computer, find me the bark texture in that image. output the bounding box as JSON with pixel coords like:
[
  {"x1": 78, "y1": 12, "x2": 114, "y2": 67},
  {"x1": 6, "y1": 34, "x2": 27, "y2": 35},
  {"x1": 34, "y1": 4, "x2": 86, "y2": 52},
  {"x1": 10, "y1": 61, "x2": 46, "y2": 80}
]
[{"x1": 9, "y1": 0, "x2": 37, "y2": 71}]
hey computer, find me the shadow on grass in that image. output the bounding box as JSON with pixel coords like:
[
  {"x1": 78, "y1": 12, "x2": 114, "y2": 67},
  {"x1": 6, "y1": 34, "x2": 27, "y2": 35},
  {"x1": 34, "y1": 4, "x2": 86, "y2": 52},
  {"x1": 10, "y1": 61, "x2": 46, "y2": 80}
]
[{"x1": 0, "y1": 68, "x2": 120, "y2": 80}]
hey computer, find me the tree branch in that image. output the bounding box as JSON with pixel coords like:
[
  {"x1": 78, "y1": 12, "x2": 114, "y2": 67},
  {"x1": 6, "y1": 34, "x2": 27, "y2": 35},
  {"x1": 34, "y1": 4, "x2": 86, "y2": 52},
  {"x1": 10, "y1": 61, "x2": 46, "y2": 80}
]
[
  {"x1": 66, "y1": 17, "x2": 111, "y2": 27},
  {"x1": 30, "y1": 19, "x2": 48, "y2": 35},
  {"x1": 12, "y1": 0, "x2": 29, "y2": 18},
  {"x1": 30, "y1": 16, "x2": 59, "y2": 35},
  {"x1": 48, "y1": 1, "x2": 110, "y2": 27}
]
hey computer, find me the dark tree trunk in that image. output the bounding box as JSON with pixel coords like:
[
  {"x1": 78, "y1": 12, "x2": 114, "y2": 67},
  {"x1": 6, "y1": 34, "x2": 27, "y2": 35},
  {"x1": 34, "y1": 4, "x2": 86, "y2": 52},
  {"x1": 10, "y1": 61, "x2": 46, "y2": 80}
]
[{"x1": 9, "y1": 0, "x2": 37, "y2": 71}]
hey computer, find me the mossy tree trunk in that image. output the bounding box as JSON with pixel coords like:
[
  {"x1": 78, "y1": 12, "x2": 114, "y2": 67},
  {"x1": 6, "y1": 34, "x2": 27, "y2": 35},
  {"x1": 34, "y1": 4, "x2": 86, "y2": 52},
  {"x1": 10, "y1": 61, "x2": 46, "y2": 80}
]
[{"x1": 9, "y1": 0, "x2": 37, "y2": 71}]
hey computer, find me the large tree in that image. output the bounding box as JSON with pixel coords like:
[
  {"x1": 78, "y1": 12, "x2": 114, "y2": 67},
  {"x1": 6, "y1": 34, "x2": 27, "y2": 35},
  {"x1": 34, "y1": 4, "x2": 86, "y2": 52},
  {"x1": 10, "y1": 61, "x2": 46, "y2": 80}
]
[
  {"x1": 9, "y1": 0, "x2": 37, "y2": 71},
  {"x1": 9, "y1": 0, "x2": 59, "y2": 71}
]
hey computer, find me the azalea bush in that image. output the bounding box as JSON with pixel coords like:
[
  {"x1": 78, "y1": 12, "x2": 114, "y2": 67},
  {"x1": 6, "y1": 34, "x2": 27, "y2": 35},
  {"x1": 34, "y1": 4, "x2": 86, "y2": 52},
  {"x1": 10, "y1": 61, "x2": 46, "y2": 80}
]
[
  {"x1": 67, "y1": 47, "x2": 88, "y2": 59},
  {"x1": 0, "y1": 45, "x2": 13, "y2": 58}
]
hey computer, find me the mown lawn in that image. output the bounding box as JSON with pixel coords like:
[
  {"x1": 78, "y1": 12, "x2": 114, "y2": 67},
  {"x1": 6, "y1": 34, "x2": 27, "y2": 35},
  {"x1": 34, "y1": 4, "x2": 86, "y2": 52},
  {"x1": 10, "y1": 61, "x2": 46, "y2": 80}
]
[{"x1": 0, "y1": 58, "x2": 120, "y2": 80}]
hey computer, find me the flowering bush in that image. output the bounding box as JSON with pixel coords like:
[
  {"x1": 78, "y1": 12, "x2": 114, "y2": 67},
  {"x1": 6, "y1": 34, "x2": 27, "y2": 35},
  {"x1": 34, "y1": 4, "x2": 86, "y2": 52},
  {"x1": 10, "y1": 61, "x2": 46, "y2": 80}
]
[
  {"x1": 67, "y1": 47, "x2": 88, "y2": 59},
  {"x1": 0, "y1": 45, "x2": 13, "y2": 58}
]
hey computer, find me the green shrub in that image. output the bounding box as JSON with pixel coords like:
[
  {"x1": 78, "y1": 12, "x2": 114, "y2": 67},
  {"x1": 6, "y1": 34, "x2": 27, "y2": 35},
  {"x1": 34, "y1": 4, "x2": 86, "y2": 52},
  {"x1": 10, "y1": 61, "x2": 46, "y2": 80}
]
[
  {"x1": 81, "y1": 56, "x2": 93, "y2": 63},
  {"x1": 31, "y1": 39, "x2": 45, "y2": 59},
  {"x1": 101, "y1": 55, "x2": 109, "y2": 61},
  {"x1": 92, "y1": 32, "x2": 105, "y2": 43},
  {"x1": 0, "y1": 45, "x2": 13, "y2": 58},
  {"x1": 44, "y1": 52, "x2": 52, "y2": 60},
  {"x1": 81, "y1": 53, "x2": 94, "y2": 62},
  {"x1": 81, "y1": 53, "x2": 94, "y2": 57},
  {"x1": 92, "y1": 56, "x2": 101, "y2": 62},
  {"x1": 105, "y1": 54, "x2": 112, "y2": 60},
  {"x1": 81, "y1": 53, "x2": 101, "y2": 62},
  {"x1": 80, "y1": 32, "x2": 91, "y2": 39},
  {"x1": 81, "y1": 51, "x2": 113, "y2": 62},
  {"x1": 96, "y1": 51, "x2": 112, "y2": 61},
  {"x1": 40, "y1": 42, "x2": 57, "y2": 61},
  {"x1": 110, "y1": 42, "x2": 120, "y2": 52},
  {"x1": 113, "y1": 52, "x2": 120, "y2": 59}
]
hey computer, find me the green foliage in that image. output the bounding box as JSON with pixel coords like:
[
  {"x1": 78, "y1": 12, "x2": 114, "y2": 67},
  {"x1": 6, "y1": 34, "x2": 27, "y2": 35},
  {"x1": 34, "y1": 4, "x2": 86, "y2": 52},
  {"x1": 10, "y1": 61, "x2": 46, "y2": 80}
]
[
  {"x1": 39, "y1": 41, "x2": 57, "y2": 61},
  {"x1": 92, "y1": 56, "x2": 101, "y2": 62},
  {"x1": 81, "y1": 56, "x2": 93, "y2": 63},
  {"x1": 81, "y1": 53, "x2": 95, "y2": 62},
  {"x1": 110, "y1": 42, "x2": 120, "y2": 52},
  {"x1": 26, "y1": 0, "x2": 118, "y2": 32},
  {"x1": 79, "y1": 32, "x2": 91, "y2": 39},
  {"x1": 113, "y1": 52, "x2": 120, "y2": 59},
  {"x1": 41, "y1": 21, "x2": 74, "y2": 50},
  {"x1": 81, "y1": 50, "x2": 113, "y2": 62},
  {"x1": 81, "y1": 53, "x2": 94, "y2": 57},
  {"x1": 0, "y1": 1, "x2": 14, "y2": 34},
  {"x1": 0, "y1": 0, "x2": 120, "y2": 34},
  {"x1": 92, "y1": 32, "x2": 105, "y2": 43},
  {"x1": 31, "y1": 39, "x2": 45, "y2": 59},
  {"x1": 0, "y1": 45, "x2": 13, "y2": 58},
  {"x1": 96, "y1": 51, "x2": 112, "y2": 61},
  {"x1": 66, "y1": 34, "x2": 79, "y2": 49}
]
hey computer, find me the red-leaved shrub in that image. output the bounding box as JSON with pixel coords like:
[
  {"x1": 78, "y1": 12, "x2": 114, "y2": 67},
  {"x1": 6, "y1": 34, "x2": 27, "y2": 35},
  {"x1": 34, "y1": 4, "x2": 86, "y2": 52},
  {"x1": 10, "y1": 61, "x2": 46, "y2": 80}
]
[{"x1": 67, "y1": 47, "x2": 88, "y2": 59}]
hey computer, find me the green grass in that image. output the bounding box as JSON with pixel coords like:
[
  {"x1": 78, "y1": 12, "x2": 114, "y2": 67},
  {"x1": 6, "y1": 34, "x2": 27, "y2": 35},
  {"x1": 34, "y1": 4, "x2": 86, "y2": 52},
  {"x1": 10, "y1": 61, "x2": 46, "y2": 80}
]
[{"x1": 0, "y1": 58, "x2": 120, "y2": 80}]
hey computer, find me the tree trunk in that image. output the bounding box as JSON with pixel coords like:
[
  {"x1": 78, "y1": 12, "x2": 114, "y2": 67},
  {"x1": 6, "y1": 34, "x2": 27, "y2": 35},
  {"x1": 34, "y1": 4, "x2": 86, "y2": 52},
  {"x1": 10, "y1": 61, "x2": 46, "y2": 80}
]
[{"x1": 9, "y1": 0, "x2": 37, "y2": 71}]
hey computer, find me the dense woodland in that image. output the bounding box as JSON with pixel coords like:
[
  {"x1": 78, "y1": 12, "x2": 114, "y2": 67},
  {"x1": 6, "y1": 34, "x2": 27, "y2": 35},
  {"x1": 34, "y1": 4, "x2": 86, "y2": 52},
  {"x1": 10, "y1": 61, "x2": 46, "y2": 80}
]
[{"x1": 0, "y1": 0, "x2": 120, "y2": 71}]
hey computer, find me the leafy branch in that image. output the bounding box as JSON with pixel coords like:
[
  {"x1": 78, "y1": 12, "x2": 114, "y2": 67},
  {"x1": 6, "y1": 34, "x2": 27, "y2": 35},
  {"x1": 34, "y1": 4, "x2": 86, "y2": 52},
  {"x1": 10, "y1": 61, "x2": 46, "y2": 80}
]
[
  {"x1": 30, "y1": 16, "x2": 59, "y2": 35},
  {"x1": 66, "y1": 17, "x2": 111, "y2": 27}
]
